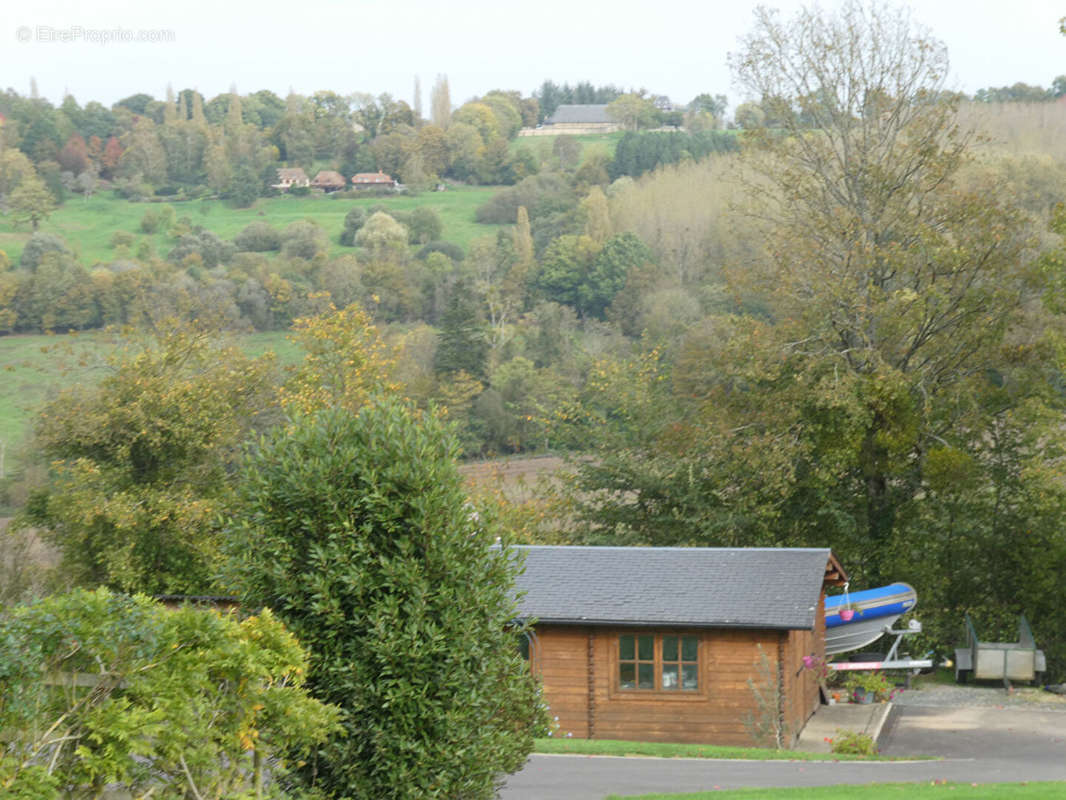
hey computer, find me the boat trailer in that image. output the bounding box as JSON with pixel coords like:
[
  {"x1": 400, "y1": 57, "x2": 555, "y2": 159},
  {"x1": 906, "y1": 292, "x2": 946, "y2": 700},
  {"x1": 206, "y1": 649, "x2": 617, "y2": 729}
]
[
  {"x1": 824, "y1": 583, "x2": 933, "y2": 678},
  {"x1": 828, "y1": 618, "x2": 934, "y2": 679}
]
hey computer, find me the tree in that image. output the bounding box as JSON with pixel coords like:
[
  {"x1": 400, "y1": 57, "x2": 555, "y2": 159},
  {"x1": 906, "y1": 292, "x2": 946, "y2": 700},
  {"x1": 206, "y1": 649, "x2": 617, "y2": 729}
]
[
  {"x1": 18, "y1": 232, "x2": 70, "y2": 269},
  {"x1": 0, "y1": 588, "x2": 340, "y2": 799},
  {"x1": 407, "y1": 206, "x2": 442, "y2": 244},
  {"x1": 0, "y1": 149, "x2": 35, "y2": 197},
  {"x1": 606, "y1": 93, "x2": 658, "y2": 130},
  {"x1": 355, "y1": 210, "x2": 409, "y2": 259},
  {"x1": 569, "y1": 0, "x2": 1063, "y2": 603},
  {"x1": 552, "y1": 135, "x2": 582, "y2": 171},
  {"x1": 721, "y1": 2, "x2": 1050, "y2": 575},
  {"x1": 9, "y1": 175, "x2": 56, "y2": 231},
  {"x1": 233, "y1": 220, "x2": 282, "y2": 252},
  {"x1": 534, "y1": 233, "x2": 600, "y2": 312},
  {"x1": 582, "y1": 186, "x2": 611, "y2": 245},
  {"x1": 223, "y1": 398, "x2": 544, "y2": 799},
  {"x1": 436, "y1": 279, "x2": 490, "y2": 379},
  {"x1": 581, "y1": 232, "x2": 653, "y2": 319},
  {"x1": 279, "y1": 301, "x2": 398, "y2": 416},
  {"x1": 20, "y1": 327, "x2": 277, "y2": 593},
  {"x1": 431, "y1": 73, "x2": 452, "y2": 128},
  {"x1": 56, "y1": 133, "x2": 90, "y2": 174},
  {"x1": 689, "y1": 93, "x2": 728, "y2": 118}
]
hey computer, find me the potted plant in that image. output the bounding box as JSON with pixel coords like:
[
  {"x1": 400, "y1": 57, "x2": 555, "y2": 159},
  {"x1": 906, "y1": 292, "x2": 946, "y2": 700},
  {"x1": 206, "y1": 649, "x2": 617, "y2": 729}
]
[{"x1": 844, "y1": 671, "x2": 894, "y2": 703}]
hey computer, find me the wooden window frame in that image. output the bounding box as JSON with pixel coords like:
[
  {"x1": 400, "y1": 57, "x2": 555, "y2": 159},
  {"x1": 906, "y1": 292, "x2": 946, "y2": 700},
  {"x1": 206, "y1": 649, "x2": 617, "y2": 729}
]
[{"x1": 611, "y1": 631, "x2": 705, "y2": 701}]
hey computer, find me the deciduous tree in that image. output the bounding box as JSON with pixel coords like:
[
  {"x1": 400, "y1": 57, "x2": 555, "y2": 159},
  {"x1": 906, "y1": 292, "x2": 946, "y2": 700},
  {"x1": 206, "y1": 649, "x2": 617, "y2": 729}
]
[
  {"x1": 20, "y1": 326, "x2": 277, "y2": 593},
  {"x1": 9, "y1": 174, "x2": 55, "y2": 231}
]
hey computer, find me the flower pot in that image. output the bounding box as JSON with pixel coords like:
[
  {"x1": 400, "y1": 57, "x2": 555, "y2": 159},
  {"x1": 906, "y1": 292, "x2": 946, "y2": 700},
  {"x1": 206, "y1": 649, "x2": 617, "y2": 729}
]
[
  {"x1": 839, "y1": 608, "x2": 855, "y2": 622},
  {"x1": 853, "y1": 687, "x2": 872, "y2": 704}
]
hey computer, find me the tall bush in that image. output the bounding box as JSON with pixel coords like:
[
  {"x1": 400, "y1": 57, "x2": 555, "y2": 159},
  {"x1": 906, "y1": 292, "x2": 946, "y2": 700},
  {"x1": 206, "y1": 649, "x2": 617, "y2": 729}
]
[
  {"x1": 225, "y1": 398, "x2": 543, "y2": 799},
  {"x1": 0, "y1": 588, "x2": 340, "y2": 799}
]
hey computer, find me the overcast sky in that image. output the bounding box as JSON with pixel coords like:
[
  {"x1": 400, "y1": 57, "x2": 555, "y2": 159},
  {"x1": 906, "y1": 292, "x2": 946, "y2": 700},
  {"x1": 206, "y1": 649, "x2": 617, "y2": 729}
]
[{"x1": 2, "y1": 1, "x2": 1063, "y2": 112}]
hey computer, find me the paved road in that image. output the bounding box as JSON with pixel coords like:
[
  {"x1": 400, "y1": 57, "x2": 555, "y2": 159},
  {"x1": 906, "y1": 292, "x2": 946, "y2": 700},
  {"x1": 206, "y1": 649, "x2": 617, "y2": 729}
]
[{"x1": 498, "y1": 704, "x2": 1066, "y2": 800}]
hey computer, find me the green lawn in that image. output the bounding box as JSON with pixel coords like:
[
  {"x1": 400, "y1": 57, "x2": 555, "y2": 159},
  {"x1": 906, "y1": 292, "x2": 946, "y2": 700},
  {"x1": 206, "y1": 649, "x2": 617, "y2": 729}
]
[
  {"x1": 533, "y1": 738, "x2": 908, "y2": 762},
  {"x1": 0, "y1": 184, "x2": 503, "y2": 267},
  {"x1": 609, "y1": 783, "x2": 1066, "y2": 799},
  {"x1": 0, "y1": 330, "x2": 301, "y2": 486}
]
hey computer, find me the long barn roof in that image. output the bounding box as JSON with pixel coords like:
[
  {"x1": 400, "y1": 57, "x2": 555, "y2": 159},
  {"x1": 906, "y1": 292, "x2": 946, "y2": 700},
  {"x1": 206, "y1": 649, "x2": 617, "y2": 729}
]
[
  {"x1": 510, "y1": 546, "x2": 843, "y2": 631},
  {"x1": 545, "y1": 104, "x2": 612, "y2": 124}
]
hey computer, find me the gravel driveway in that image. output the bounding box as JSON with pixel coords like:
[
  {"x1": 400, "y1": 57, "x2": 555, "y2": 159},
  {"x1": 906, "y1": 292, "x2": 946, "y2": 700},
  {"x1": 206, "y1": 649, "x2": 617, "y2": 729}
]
[{"x1": 892, "y1": 682, "x2": 1066, "y2": 711}]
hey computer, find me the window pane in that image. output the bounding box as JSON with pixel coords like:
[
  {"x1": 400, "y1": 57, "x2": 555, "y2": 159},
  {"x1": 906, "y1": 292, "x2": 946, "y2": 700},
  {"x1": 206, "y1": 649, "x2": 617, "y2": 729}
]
[
  {"x1": 682, "y1": 636, "x2": 698, "y2": 662},
  {"x1": 620, "y1": 662, "x2": 636, "y2": 689},
  {"x1": 619, "y1": 634, "x2": 634, "y2": 661},
  {"x1": 662, "y1": 664, "x2": 679, "y2": 690},
  {"x1": 682, "y1": 663, "x2": 699, "y2": 691},
  {"x1": 638, "y1": 663, "x2": 654, "y2": 689},
  {"x1": 662, "y1": 635, "x2": 678, "y2": 662},
  {"x1": 638, "y1": 635, "x2": 654, "y2": 661},
  {"x1": 519, "y1": 635, "x2": 530, "y2": 660}
]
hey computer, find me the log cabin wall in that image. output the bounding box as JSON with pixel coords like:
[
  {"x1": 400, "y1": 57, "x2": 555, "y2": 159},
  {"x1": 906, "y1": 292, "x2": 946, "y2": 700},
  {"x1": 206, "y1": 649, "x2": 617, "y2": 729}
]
[
  {"x1": 533, "y1": 625, "x2": 798, "y2": 746},
  {"x1": 776, "y1": 593, "x2": 827, "y2": 743},
  {"x1": 535, "y1": 626, "x2": 591, "y2": 738}
]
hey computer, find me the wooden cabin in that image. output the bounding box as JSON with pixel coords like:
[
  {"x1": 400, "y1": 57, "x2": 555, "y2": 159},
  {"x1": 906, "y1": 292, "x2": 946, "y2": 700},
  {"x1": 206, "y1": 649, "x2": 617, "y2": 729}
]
[{"x1": 511, "y1": 546, "x2": 847, "y2": 747}]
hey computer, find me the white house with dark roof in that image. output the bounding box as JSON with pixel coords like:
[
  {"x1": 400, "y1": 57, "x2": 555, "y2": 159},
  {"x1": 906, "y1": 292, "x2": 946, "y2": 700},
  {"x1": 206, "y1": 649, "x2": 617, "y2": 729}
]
[{"x1": 509, "y1": 545, "x2": 847, "y2": 747}]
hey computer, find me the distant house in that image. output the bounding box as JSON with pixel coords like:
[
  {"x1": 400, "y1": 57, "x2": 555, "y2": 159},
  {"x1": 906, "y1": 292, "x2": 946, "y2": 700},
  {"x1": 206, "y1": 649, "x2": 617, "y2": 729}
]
[
  {"x1": 350, "y1": 171, "x2": 396, "y2": 190},
  {"x1": 543, "y1": 104, "x2": 620, "y2": 133},
  {"x1": 272, "y1": 167, "x2": 310, "y2": 191},
  {"x1": 310, "y1": 170, "x2": 347, "y2": 192},
  {"x1": 510, "y1": 545, "x2": 847, "y2": 747}
]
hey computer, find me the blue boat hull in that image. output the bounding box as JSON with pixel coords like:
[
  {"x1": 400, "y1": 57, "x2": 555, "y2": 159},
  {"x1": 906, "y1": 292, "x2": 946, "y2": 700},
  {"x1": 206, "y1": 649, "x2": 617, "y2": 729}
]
[{"x1": 824, "y1": 583, "x2": 917, "y2": 655}]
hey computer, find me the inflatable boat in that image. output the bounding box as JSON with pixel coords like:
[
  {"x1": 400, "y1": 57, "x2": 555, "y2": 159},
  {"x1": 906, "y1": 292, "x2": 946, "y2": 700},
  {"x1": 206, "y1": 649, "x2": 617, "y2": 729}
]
[{"x1": 824, "y1": 582, "x2": 917, "y2": 656}]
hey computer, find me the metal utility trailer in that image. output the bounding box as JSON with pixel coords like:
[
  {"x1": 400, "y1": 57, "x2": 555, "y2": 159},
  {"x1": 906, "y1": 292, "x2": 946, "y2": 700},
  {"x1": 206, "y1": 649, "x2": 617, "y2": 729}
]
[{"x1": 954, "y1": 614, "x2": 1046, "y2": 687}]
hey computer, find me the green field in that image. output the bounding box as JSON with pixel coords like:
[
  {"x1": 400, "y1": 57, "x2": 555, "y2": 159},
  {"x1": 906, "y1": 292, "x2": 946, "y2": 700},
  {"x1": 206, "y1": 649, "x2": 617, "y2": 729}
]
[
  {"x1": 0, "y1": 184, "x2": 503, "y2": 267},
  {"x1": 610, "y1": 783, "x2": 1066, "y2": 800},
  {"x1": 0, "y1": 330, "x2": 298, "y2": 484},
  {"x1": 513, "y1": 131, "x2": 625, "y2": 163}
]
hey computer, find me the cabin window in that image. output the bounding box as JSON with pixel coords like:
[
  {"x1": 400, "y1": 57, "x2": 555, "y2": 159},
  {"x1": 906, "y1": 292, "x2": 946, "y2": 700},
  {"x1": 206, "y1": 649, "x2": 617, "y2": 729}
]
[{"x1": 618, "y1": 633, "x2": 699, "y2": 692}]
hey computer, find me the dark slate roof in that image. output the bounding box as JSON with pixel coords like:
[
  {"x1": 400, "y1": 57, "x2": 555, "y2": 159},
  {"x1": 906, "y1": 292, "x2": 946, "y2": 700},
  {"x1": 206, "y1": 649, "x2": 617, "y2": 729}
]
[
  {"x1": 546, "y1": 104, "x2": 612, "y2": 124},
  {"x1": 510, "y1": 546, "x2": 833, "y2": 631}
]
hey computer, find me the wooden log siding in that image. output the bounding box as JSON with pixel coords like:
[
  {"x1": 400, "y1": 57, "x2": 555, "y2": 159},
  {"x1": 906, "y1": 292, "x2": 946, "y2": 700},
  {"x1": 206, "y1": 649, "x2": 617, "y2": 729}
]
[
  {"x1": 514, "y1": 546, "x2": 846, "y2": 747},
  {"x1": 532, "y1": 626, "x2": 819, "y2": 746}
]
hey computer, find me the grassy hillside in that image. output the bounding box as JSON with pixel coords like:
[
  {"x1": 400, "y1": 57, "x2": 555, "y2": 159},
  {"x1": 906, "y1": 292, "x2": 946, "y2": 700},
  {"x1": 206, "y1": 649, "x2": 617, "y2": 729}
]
[{"x1": 0, "y1": 185, "x2": 503, "y2": 267}]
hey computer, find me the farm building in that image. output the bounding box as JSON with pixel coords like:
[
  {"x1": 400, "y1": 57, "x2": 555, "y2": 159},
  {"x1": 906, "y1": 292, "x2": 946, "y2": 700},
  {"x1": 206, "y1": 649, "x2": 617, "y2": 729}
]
[
  {"x1": 310, "y1": 170, "x2": 347, "y2": 191},
  {"x1": 272, "y1": 167, "x2": 310, "y2": 190},
  {"x1": 350, "y1": 171, "x2": 397, "y2": 189},
  {"x1": 543, "y1": 104, "x2": 620, "y2": 133},
  {"x1": 511, "y1": 545, "x2": 847, "y2": 747}
]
